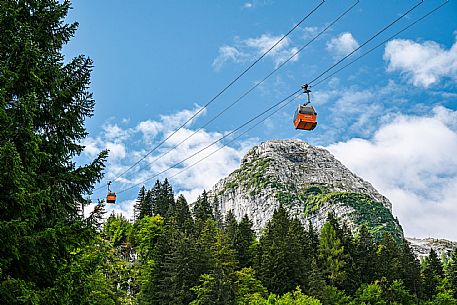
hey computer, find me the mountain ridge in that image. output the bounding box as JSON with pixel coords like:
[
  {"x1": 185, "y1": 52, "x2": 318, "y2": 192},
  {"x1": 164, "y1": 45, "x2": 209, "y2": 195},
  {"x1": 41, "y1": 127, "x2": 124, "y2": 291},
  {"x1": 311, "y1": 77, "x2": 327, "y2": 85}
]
[
  {"x1": 209, "y1": 139, "x2": 403, "y2": 241},
  {"x1": 406, "y1": 237, "x2": 457, "y2": 258}
]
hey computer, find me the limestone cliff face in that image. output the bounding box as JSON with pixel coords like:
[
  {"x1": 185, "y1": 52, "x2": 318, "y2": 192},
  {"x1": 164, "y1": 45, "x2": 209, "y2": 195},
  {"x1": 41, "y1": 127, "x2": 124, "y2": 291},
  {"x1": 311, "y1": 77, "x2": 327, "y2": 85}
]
[
  {"x1": 406, "y1": 237, "x2": 457, "y2": 258},
  {"x1": 209, "y1": 139, "x2": 403, "y2": 241}
]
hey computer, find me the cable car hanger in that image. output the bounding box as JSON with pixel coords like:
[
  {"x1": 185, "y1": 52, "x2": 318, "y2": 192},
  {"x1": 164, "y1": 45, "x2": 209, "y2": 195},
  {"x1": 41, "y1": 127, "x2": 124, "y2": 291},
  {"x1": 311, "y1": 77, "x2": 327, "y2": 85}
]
[{"x1": 302, "y1": 84, "x2": 311, "y2": 106}]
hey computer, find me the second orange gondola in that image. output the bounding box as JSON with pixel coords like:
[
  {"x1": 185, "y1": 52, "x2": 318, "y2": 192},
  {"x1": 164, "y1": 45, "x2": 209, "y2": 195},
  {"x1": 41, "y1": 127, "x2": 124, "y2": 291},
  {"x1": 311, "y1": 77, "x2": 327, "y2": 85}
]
[
  {"x1": 106, "y1": 192, "x2": 117, "y2": 204},
  {"x1": 106, "y1": 181, "x2": 117, "y2": 204}
]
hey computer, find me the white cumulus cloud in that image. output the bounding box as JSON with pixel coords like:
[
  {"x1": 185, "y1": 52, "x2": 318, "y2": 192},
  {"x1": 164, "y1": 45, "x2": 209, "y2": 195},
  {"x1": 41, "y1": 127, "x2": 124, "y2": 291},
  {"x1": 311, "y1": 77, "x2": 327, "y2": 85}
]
[
  {"x1": 327, "y1": 32, "x2": 359, "y2": 57},
  {"x1": 105, "y1": 142, "x2": 126, "y2": 160},
  {"x1": 326, "y1": 106, "x2": 457, "y2": 240},
  {"x1": 85, "y1": 105, "x2": 256, "y2": 217},
  {"x1": 160, "y1": 105, "x2": 206, "y2": 129},
  {"x1": 136, "y1": 120, "x2": 163, "y2": 140},
  {"x1": 242, "y1": 2, "x2": 253, "y2": 9},
  {"x1": 103, "y1": 123, "x2": 131, "y2": 142},
  {"x1": 212, "y1": 33, "x2": 299, "y2": 70},
  {"x1": 245, "y1": 34, "x2": 289, "y2": 55},
  {"x1": 212, "y1": 46, "x2": 244, "y2": 71},
  {"x1": 302, "y1": 26, "x2": 320, "y2": 39},
  {"x1": 384, "y1": 38, "x2": 457, "y2": 88}
]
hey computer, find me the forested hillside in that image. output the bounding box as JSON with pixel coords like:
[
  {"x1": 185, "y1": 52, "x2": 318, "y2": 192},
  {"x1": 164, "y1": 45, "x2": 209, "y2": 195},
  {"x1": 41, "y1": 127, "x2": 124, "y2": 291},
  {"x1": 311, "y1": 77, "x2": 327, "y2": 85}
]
[
  {"x1": 1, "y1": 1, "x2": 457, "y2": 304},
  {"x1": 72, "y1": 180, "x2": 457, "y2": 305}
]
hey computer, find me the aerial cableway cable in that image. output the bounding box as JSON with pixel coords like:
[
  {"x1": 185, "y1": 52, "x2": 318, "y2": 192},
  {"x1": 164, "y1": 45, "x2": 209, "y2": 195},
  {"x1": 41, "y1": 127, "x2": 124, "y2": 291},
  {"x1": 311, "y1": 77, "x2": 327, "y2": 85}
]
[
  {"x1": 113, "y1": 0, "x2": 448, "y2": 194},
  {"x1": 167, "y1": 0, "x2": 450, "y2": 181},
  {"x1": 128, "y1": 0, "x2": 359, "y2": 178},
  {"x1": 116, "y1": 89, "x2": 302, "y2": 195},
  {"x1": 312, "y1": 0, "x2": 450, "y2": 88},
  {"x1": 308, "y1": 0, "x2": 424, "y2": 86},
  {"x1": 94, "y1": 0, "x2": 326, "y2": 192},
  {"x1": 134, "y1": 0, "x2": 419, "y2": 172},
  {"x1": 169, "y1": 94, "x2": 303, "y2": 181}
]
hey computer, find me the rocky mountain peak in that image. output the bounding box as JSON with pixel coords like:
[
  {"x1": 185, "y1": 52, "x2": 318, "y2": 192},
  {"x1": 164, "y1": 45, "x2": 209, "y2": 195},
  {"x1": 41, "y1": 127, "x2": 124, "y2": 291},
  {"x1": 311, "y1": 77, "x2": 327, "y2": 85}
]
[{"x1": 210, "y1": 139, "x2": 403, "y2": 241}]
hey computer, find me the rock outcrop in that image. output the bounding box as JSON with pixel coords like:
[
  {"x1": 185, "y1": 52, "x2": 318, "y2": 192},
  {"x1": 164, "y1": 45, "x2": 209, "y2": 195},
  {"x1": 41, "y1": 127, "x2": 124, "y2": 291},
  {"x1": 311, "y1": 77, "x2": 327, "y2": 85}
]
[
  {"x1": 406, "y1": 237, "x2": 457, "y2": 258},
  {"x1": 209, "y1": 139, "x2": 403, "y2": 241}
]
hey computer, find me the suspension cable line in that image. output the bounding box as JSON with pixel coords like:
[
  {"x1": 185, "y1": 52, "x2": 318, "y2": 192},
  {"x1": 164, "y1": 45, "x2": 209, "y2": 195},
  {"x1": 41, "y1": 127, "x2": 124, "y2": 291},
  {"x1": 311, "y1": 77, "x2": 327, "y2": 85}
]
[
  {"x1": 166, "y1": 1, "x2": 450, "y2": 184},
  {"x1": 96, "y1": 0, "x2": 444, "y2": 197},
  {"x1": 312, "y1": 0, "x2": 449, "y2": 88},
  {"x1": 94, "y1": 1, "x2": 326, "y2": 191},
  {"x1": 308, "y1": 0, "x2": 424, "y2": 86},
  {"x1": 116, "y1": 89, "x2": 302, "y2": 195},
  {"x1": 169, "y1": 94, "x2": 303, "y2": 181},
  {"x1": 114, "y1": 0, "x2": 418, "y2": 190},
  {"x1": 132, "y1": 0, "x2": 424, "y2": 191},
  {"x1": 130, "y1": 0, "x2": 358, "y2": 178}
]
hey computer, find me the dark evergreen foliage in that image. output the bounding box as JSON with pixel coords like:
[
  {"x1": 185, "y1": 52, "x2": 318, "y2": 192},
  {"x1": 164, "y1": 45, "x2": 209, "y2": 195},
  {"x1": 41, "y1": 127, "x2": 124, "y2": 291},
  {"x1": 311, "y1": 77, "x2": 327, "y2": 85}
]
[
  {"x1": 152, "y1": 226, "x2": 200, "y2": 305},
  {"x1": 0, "y1": 0, "x2": 107, "y2": 302},
  {"x1": 153, "y1": 178, "x2": 174, "y2": 217},
  {"x1": 422, "y1": 248, "x2": 445, "y2": 300},
  {"x1": 134, "y1": 185, "x2": 148, "y2": 221},
  {"x1": 236, "y1": 214, "x2": 256, "y2": 268},
  {"x1": 318, "y1": 220, "x2": 347, "y2": 289},
  {"x1": 353, "y1": 224, "x2": 377, "y2": 287},
  {"x1": 168, "y1": 194, "x2": 194, "y2": 232},
  {"x1": 447, "y1": 248, "x2": 457, "y2": 298},
  {"x1": 133, "y1": 179, "x2": 174, "y2": 222},
  {"x1": 190, "y1": 218, "x2": 238, "y2": 305},
  {"x1": 306, "y1": 221, "x2": 320, "y2": 260},
  {"x1": 224, "y1": 210, "x2": 238, "y2": 243},
  {"x1": 376, "y1": 232, "x2": 403, "y2": 282},
  {"x1": 255, "y1": 205, "x2": 309, "y2": 295},
  {"x1": 223, "y1": 211, "x2": 256, "y2": 269},
  {"x1": 192, "y1": 190, "x2": 214, "y2": 223},
  {"x1": 428, "y1": 248, "x2": 445, "y2": 278},
  {"x1": 400, "y1": 239, "x2": 422, "y2": 297}
]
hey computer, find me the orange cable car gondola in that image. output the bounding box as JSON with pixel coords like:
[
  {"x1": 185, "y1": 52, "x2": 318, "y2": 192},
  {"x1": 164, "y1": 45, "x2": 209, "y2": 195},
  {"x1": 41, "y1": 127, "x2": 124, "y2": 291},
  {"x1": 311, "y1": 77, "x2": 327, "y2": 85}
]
[
  {"x1": 106, "y1": 181, "x2": 116, "y2": 204},
  {"x1": 293, "y1": 84, "x2": 317, "y2": 131}
]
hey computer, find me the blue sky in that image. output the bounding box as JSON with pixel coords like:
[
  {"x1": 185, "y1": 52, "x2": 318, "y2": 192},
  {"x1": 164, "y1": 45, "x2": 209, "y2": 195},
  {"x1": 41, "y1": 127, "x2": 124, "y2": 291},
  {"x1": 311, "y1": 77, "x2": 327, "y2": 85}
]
[{"x1": 64, "y1": 1, "x2": 457, "y2": 239}]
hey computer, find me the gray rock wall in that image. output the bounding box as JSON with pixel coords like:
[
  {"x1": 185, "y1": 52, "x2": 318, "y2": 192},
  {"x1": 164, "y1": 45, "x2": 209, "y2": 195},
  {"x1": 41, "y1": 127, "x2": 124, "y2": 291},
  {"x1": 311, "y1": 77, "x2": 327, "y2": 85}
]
[
  {"x1": 406, "y1": 237, "x2": 457, "y2": 258},
  {"x1": 208, "y1": 140, "x2": 401, "y2": 238}
]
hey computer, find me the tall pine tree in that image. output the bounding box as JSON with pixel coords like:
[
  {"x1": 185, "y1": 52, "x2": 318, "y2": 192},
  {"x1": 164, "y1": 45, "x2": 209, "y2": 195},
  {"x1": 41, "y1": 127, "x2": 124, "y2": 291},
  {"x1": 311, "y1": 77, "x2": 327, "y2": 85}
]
[
  {"x1": 0, "y1": 1, "x2": 107, "y2": 302},
  {"x1": 193, "y1": 190, "x2": 214, "y2": 225},
  {"x1": 151, "y1": 225, "x2": 200, "y2": 305},
  {"x1": 353, "y1": 225, "x2": 377, "y2": 287},
  {"x1": 167, "y1": 194, "x2": 193, "y2": 232},
  {"x1": 153, "y1": 178, "x2": 174, "y2": 217},
  {"x1": 134, "y1": 185, "x2": 148, "y2": 221},
  {"x1": 224, "y1": 210, "x2": 238, "y2": 245},
  {"x1": 446, "y1": 248, "x2": 457, "y2": 298},
  {"x1": 422, "y1": 248, "x2": 444, "y2": 300},
  {"x1": 255, "y1": 205, "x2": 309, "y2": 295},
  {"x1": 235, "y1": 214, "x2": 256, "y2": 269},
  {"x1": 400, "y1": 239, "x2": 421, "y2": 297},
  {"x1": 191, "y1": 221, "x2": 238, "y2": 305},
  {"x1": 376, "y1": 233, "x2": 402, "y2": 282},
  {"x1": 318, "y1": 220, "x2": 347, "y2": 289}
]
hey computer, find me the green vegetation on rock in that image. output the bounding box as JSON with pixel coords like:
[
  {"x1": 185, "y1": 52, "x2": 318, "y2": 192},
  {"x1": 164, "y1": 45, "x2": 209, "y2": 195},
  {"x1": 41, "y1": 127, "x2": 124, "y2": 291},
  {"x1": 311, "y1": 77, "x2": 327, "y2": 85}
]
[
  {"x1": 305, "y1": 191, "x2": 402, "y2": 242},
  {"x1": 275, "y1": 184, "x2": 328, "y2": 207},
  {"x1": 221, "y1": 156, "x2": 273, "y2": 196},
  {"x1": 272, "y1": 183, "x2": 402, "y2": 243}
]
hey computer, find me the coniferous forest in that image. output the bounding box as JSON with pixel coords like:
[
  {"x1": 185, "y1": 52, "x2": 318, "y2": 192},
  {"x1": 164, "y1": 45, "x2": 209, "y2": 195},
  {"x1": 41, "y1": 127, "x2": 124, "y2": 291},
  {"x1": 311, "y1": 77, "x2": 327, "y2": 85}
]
[{"x1": 1, "y1": 1, "x2": 457, "y2": 304}]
